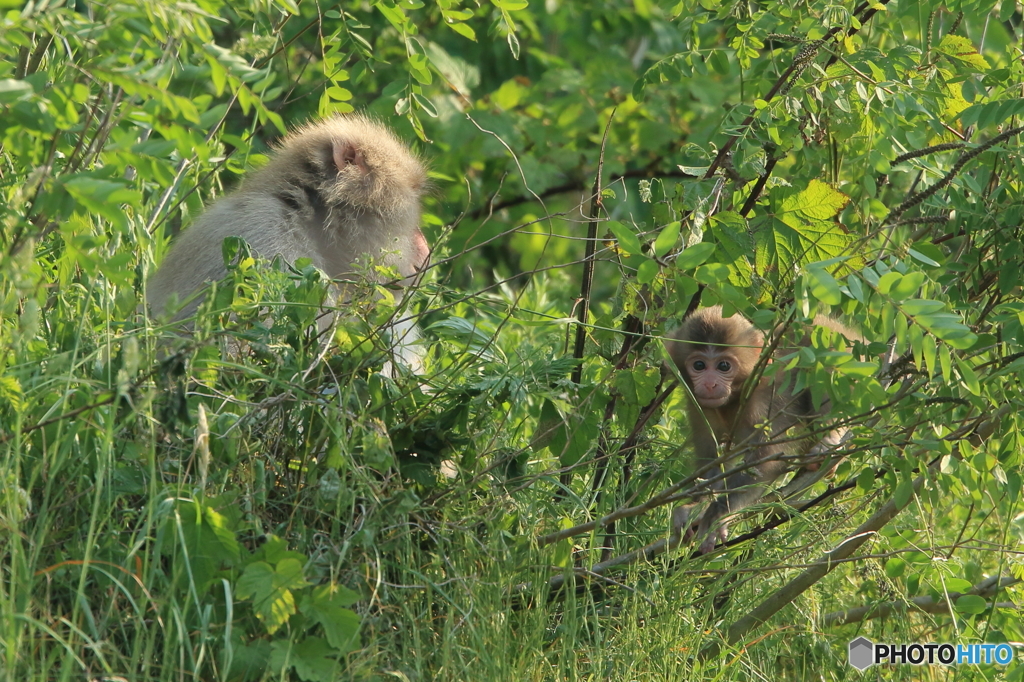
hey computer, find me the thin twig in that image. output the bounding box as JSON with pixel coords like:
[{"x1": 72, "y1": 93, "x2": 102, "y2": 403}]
[{"x1": 571, "y1": 109, "x2": 616, "y2": 385}]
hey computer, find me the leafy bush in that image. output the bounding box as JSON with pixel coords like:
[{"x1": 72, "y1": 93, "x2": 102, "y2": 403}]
[{"x1": 2, "y1": 0, "x2": 1023, "y2": 679}]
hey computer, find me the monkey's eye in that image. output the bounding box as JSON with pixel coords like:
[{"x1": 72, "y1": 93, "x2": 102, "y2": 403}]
[
  {"x1": 692, "y1": 360, "x2": 706, "y2": 371},
  {"x1": 717, "y1": 361, "x2": 731, "y2": 372}
]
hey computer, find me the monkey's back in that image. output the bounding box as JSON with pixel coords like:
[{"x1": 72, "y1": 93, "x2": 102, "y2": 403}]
[
  {"x1": 146, "y1": 115, "x2": 427, "y2": 321},
  {"x1": 146, "y1": 192, "x2": 321, "y2": 318}
]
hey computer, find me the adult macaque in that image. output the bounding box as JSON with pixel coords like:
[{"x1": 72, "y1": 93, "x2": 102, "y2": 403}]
[
  {"x1": 666, "y1": 306, "x2": 862, "y2": 554},
  {"x1": 147, "y1": 115, "x2": 429, "y2": 367}
]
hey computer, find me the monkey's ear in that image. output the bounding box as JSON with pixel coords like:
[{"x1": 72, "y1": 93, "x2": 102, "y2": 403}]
[{"x1": 332, "y1": 140, "x2": 369, "y2": 174}]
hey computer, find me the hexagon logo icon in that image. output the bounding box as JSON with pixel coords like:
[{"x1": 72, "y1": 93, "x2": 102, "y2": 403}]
[{"x1": 849, "y1": 637, "x2": 875, "y2": 670}]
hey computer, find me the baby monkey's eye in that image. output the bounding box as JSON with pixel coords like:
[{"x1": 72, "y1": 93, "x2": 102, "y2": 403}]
[
  {"x1": 693, "y1": 360, "x2": 706, "y2": 371},
  {"x1": 717, "y1": 361, "x2": 731, "y2": 372}
]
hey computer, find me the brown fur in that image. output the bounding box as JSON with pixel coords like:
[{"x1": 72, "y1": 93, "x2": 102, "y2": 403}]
[{"x1": 666, "y1": 306, "x2": 862, "y2": 553}]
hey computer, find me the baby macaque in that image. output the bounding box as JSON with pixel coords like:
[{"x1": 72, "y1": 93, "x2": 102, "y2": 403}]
[
  {"x1": 666, "y1": 306, "x2": 862, "y2": 554},
  {"x1": 147, "y1": 115, "x2": 428, "y2": 367}
]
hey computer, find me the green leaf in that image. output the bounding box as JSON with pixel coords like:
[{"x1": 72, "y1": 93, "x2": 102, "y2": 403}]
[
  {"x1": 613, "y1": 366, "x2": 659, "y2": 407},
  {"x1": 894, "y1": 478, "x2": 914, "y2": 508},
  {"x1": 877, "y1": 271, "x2": 902, "y2": 296},
  {"x1": 890, "y1": 271, "x2": 924, "y2": 299},
  {"x1": 531, "y1": 399, "x2": 564, "y2": 452},
  {"x1": 779, "y1": 179, "x2": 850, "y2": 221},
  {"x1": 607, "y1": 221, "x2": 642, "y2": 256},
  {"x1": 954, "y1": 358, "x2": 981, "y2": 396},
  {"x1": 694, "y1": 262, "x2": 730, "y2": 284},
  {"x1": 857, "y1": 467, "x2": 875, "y2": 492},
  {"x1": 423, "y1": 41, "x2": 480, "y2": 96},
  {"x1": 804, "y1": 264, "x2": 842, "y2": 305},
  {"x1": 946, "y1": 578, "x2": 974, "y2": 593},
  {"x1": 954, "y1": 595, "x2": 989, "y2": 615},
  {"x1": 908, "y1": 248, "x2": 941, "y2": 267},
  {"x1": 0, "y1": 79, "x2": 34, "y2": 103},
  {"x1": 961, "y1": 98, "x2": 1024, "y2": 129},
  {"x1": 834, "y1": 361, "x2": 877, "y2": 377},
  {"x1": 922, "y1": 333, "x2": 937, "y2": 376},
  {"x1": 412, "y1": 92, "x2": 438, "y2": 117},
  {"x1": 901, "y1": 299, "x2": 945, "y2": 315},
  {"x1": 300, "y1": 585, "x2": 362, "y2": 652},
  {"x1": 552, "y1": 518, "x2": 573, "y2": 568},
  {"x1": 533, "y1": 399, "x2": 600, "y2": 468},
  {"x1": 270, "y1": 637, "x2": 340, "y2": 682},
  {"x1": 675, "y1": 242, "x2": 716, "y2": 270},
  {"x1": 273, "y1": 0, "x2": 300, "y2": 13},
  {"x1": 448, "y1": 21, "x2": 477, "y2": 40},
  {"x1": 756, "y1": 180, "x2": 853, "y2": 276},
  {"x1": 936, "y1": 35, "x2": 990, "y2": 70},
  {"x1": 237, "y1": 558, "x2": 310, "y2": 634},
  {"x1": 326, "y1": 86, "x2": 352, "y2": 101},
  {"x1": 653, "y1": 221, "x2": 681, "y2": 257},
  {"x1": 884, "y1": 557, "x2": 906, "y2": 578},
  {"x1": 917, "y1": 314, "x2": 978, "y2": 349},
  {"x1": 376, "y1": 3, "x2": 409, "y2": 32},
  {"x1": 63, "y1": 177, "x2": 142, "y2": 232},
  {"x1": 636, "y1": 257, "x2": 660, "y2": 284}
]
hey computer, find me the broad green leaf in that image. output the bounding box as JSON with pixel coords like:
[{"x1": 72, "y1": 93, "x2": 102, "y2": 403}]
[
  {"x1": 756, "y1": 180, "x2": 853, "y2": 276},
  {"x1": 894, "y1": 312, "x2": 907, "y2": 347},
  {"x1": 675, "y1": 242, "x2": 716, "y2": 270},
  {"x1": 636, "y1": 257, "x2": 660, "y2": 284},
  {"x1": 834, "y1": 361, "x2": 877, "y2": 377},
  {"x1": 877, "y1": 271, "x2": 902, "y2": 295},
  {"x1": 531, "y1": 399, "x2": 564, "y2": 452},
  {"x1": 954, "y1": 595, "x2": 989, "y2": 615},
  {"x1": 237, "y1": 558, "x2": 310, "y2": 634},
  {"x1": 884, "y1": 557, "x2": 906, "y2": 578},
  {"x1": 939, "y1": 345, "x2": 953, "y2": 382},
  {"x1": 908, "y1": 322, "x2": 923, "y2": 369},
  {"x1": 607, "y1": 221, "x2": 642, "y2": 256},
  {"x1": 936, "y1": 35, "x2": 990, "y2": 70},
  {"x1": 946, "y1": 578, "x2": 974, "y2": 593},
  {"x1": 552, "y1": 517, "x2": 574, "y2": 568},
  {"x1": 64, "y1": 177, "x2": 142, "y2": 232},
  {"x1": 654, "y1": 221, "x2": 681, "y2": 257},
  {"x1": 694, "y1": 262, "x2": 731, "y2": 284},
  {"x1": 918, "y1": 314, "x2": 978, "y2": 349},
  {"x1": 961, "y1": 98, "x2": 1024, "y2": 129},
  {"x1": 301, "y1": 585, "x2": 361, "y2": 652},
  {"x1": 273, "y1": 0, "x2": 299, "y2": 12},
  {"x1": 376, "y1": 3, "x2": 409, "y2": 32},
  {"x1": 0, "y1": 79, "x2": 34, "y2": 103},
  {"x1": 613, "y1": 366, "x2": 659, "y2": 407},
  {"x1": 857, "y1": 467, "x2": 875, "y2": 492},
  {"x1": 804, "y1": 264, "x2": 842, "y2": 305},
  {"x1": 894, "y1": 478, "x2": 914, "y2": 508},
  {"x1": 890, "y1": 271, "x2": 924, "y2": 299},
  {"x1": 448, "y1": 21, "x2": 477, "y2": 40},
  {"x1": 901, "y1": 299, "x2": 945, "y2": 315},
  {"x1": 270, "y1": 637, "x2": 340, "y2": 682},
  {"x1": 908, "y1": 248, "x2": 942, "y2": 267},
  {"x1": 423, "y1": 41, "x2": 480, "y2": 96},
  {"x1": 779, "y1": 179, "x2": 850, "y2": 221},
  {"x1": 846, "y1": 275, "x2": 865, "y2": 302}
]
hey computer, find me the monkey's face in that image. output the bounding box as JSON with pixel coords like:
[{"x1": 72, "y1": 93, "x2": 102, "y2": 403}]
[{"x1": 684, "y1": 350, "x2": 742, "y2": 408}]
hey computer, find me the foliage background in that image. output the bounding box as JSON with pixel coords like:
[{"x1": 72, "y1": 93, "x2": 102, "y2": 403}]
[{"x1": 2, "y1": 0, "x2": 1024, "y2": 679}]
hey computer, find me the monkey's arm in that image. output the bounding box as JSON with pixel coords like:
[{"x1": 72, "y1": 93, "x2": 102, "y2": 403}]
[
  {"x1": 694, "y1": 450, "x2": 789, "y2": 553},
  {"x1": 691, "y1": 404, "x2": 793, "y2": 554}
]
